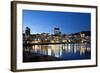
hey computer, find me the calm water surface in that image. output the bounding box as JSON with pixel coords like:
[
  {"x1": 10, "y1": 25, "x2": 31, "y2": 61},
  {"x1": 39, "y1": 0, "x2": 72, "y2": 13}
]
[{"x1": 23, "y1": 43, "x2": 91, "y2": 60}]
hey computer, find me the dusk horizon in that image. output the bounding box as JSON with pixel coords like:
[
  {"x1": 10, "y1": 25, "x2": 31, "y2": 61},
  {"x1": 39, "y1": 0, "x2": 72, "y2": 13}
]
[
  {"x1": 22, "y1": 10, "x2": 91, "y2": 34},
  {"x1": 23, "y1": 10, "x2": 91, "y2": 62}
]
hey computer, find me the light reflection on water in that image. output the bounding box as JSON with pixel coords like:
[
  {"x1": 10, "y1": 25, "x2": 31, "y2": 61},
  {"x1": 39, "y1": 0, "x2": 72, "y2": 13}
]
[{"x1": 24, "y1": 43, "x2": 91, "y2": 60}]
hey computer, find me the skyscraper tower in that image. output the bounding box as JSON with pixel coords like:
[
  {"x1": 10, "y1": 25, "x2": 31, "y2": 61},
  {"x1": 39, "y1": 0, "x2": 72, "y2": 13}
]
[
  {"x1": 54, "y1": 28, "x2": 61, "y2": 35},
  {"x1": 25, "y1": 27, "x2": 31, "y2": 36}
]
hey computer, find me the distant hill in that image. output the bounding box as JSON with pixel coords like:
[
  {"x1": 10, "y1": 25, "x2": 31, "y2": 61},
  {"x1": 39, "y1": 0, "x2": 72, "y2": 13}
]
[{"x1": 72, "y1": 31, "x2": 91, "y2": 36}]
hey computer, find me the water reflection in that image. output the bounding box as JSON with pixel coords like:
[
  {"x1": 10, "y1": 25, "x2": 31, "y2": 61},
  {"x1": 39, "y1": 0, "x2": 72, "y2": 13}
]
[{"x1": 23, "y1": 43, "x2": 91, "y2": 60}]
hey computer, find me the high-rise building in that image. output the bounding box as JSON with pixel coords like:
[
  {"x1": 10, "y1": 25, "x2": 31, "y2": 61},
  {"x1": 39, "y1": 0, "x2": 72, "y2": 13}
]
[
  {"x1": 54, "y1": 28, "x2": 61, "y2": 35},
  {"x1": 25, "y1": 27, "x2": 31, "y2": 36}
]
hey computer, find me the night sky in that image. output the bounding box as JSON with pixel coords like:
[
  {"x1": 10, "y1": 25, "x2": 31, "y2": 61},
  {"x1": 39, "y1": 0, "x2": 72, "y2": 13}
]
[{"x1": 22, "y1": 10, "x2": 91, "y2": 34}]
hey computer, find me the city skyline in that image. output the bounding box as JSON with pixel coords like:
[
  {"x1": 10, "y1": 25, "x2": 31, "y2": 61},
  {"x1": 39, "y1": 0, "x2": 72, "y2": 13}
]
[{"x1": 22, "y1": 10, "x2": 91, "y2": 34}]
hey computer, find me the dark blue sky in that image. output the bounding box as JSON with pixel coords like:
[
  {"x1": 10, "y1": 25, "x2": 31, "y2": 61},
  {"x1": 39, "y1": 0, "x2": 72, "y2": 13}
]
[{"x1": 22, "y1": 10, "x2": 91, "y2": 34}]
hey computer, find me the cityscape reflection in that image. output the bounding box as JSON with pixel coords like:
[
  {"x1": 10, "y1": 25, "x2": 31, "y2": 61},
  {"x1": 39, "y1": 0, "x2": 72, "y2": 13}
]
[
  {"x1": 23, "y1": 27, "x2": 91, "y2": 62},
  {"x1": 23, "y1": 43, "x2": 91, "y2": 62},
  {"x1": 23, "y1": 10, "x2": 91, "y2": 62}
]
